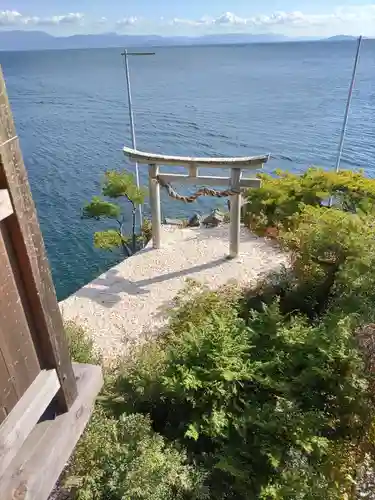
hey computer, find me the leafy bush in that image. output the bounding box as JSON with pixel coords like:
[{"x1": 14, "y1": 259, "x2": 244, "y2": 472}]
[
  {"x1": 65, "y1": 321, "x2": 102, "y2": 365},
  {"x1": 114, "y1": 281, "x2": 375, "y2": 499},
  {"x1": 276, "y1": 206, "x2": 375, "y2": 318},
  {"x1": 243, "y1": 168, "x2": 375, "y2": 235},
  {"x1": 280, "y1": 206, "x2": 374, "y2": 268},
  {"x1": 333, "y1": 250, "x2": 375, "y2": 322},
  {"x1": 140, "y1": 217, "x2": 152, "y2": 245},
  {"x1": 68, "y1": 410, "x2": 208, "y2": 500}
]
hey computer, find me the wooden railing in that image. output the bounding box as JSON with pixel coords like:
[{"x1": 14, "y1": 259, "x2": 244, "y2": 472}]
[{"x1": 123, "y1": 147, "x2": 269, "y2": 257}]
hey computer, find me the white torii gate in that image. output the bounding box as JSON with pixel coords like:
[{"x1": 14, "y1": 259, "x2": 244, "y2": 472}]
[{"x1": 123, "y1": 146, "x2": 269, "y2": 258}]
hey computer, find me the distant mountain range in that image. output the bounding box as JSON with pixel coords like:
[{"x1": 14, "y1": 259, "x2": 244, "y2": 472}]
[
  {"x1": 326, "y1": 35, "x2": 359, "y2": 41},
  {"x1": 0, "y1": 30, "x2": 365, "y2": 52}
]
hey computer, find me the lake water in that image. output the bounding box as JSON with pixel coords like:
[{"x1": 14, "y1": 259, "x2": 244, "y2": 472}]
[{"x1": 1, "y1": 41, "x2": 374, "y2": 299}]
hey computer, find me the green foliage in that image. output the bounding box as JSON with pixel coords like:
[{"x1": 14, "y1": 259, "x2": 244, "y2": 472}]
[
  {"x1": 243, "y1": 168, "x2": 375, "y2": 235},
  {"x1": 65, "y1": 321, "x2": 101, "y2": 365},
  {"x1": 113, "y1": 280, "x2": 374, "y2": 499},
  {"x1": 93, "y1": 229, "x2": 128, "y2": 252},
  {"x1": 333, "y1": 246, "x2": 375, "y2": 321},
  {"x1": 111, "y1": 184, "x2": 375, "y2": 497},
  {"x1": 64, "y1": 324, "x2": 208, "y2": 500},
  {"x1": 68, "y1": 410, "x2": 208, "y2": 500},
  {"x1": 83, "y1": 169, "x2": 147, "y2": 255},
  {"x1": 161, "y1": 283, "x2": 250, "y2": 442},
  {"x1": 82, "y1": 196, "x2": 121, "y2": 220},
  {"x1": 281, "y1": 206, "x2": 374, "y2": 266},
  {"x1": 243, "y1": 169, "x2": 375, "y2": 319},
  {"x1": 283, "y1": 207, "x2": 372, "y2": 295},
  {"x1": 140, "y1": 217, "x2": 152, "y2": 243},
  {"x1": 272, "y1": 205, "x2": 375, "y2": 321},
  {"x1": 102, "y1": 170, "x2": 147, "y2": 206}
]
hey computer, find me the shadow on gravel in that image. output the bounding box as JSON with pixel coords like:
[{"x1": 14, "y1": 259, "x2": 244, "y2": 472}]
[{"x1": 75, "y1": 257, "x2": 227, "y2": 307}]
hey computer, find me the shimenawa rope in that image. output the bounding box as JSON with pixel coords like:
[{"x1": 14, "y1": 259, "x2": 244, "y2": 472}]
[
  {"x1": 156, "y1": 175, "x2": 240, "y2": 204},
  {"x1": 154, "y1": 153, "x2": 295, "y2": 203}
]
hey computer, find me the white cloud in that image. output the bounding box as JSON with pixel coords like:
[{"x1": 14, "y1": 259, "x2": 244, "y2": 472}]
[
  {"x1": 170, "y1": 6, "x2": 375, "y2": 32},
  {"x1": 170, "y1": 15, "x2": 213, "y2": 27},
  {"x1": 0, "y1": 11, "x2": 84, "y2": 27},
  {"x1": 116, "y1": 16, "x2": 139, "y2": 27},
  {"x1": 2, "y1": 5, "x2": 375, "y2": 36},
  {"x1": 171, "y1": 17, "x2": 200, "y2": 26},
  {"x1": 247, "y1": 6, "x2": 375, "y2": 31},
  {"x1": 24, "y1": 13, "x2": 84, "y2": 26},
  {"x1": 0, "y1": 10, "x2": 22, "y2": 26},
  {"x1": 214, "y1": 12, "x2": 248, "y2": 26},
  {"x1": 249, "y1": 11, "x2": 310, "y2": 27}
]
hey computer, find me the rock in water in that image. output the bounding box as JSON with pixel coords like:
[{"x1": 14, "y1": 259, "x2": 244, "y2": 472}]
[
  {"x1": 187, "y1": 213, "x2": 201, "y2": 227},
  {"x1": 203, "y1": 209, "x2": 224, "y2": 227}
]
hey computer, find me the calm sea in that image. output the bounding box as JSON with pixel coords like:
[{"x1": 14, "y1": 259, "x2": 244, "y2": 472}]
[{"x1": 1, "y1": 41, "x2": 374, "y2": 299}]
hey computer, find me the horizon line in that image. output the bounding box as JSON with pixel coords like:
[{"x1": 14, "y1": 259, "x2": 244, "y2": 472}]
[{"x1": 0, "y1": 30, "x2": 367, "y2": 40}]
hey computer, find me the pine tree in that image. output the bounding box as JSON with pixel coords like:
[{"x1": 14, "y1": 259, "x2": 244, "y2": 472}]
[{"x1": 82, "y1": 170, "x2": 147, "y2": 256}]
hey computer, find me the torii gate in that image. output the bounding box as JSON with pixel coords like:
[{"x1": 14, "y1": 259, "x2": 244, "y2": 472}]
[{"x1": 123, "y1": 147, "x2": 269, "y2": 258}]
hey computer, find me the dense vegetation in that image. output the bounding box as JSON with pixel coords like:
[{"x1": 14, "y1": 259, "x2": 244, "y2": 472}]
[
  {"x1": 66, "y1": 168, "x2": 375, "y2": 499},
  {"x1": 242, "y1": 168, "x2": 375, "y2": 236}
]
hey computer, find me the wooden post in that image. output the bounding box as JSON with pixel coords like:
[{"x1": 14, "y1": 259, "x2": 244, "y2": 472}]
[
  {"x1": 229, "y1": 168, "x2": 242, "y2": 258},
  {"x1": 0, "y1": 66, "x2": 77, "y2": 411},
  {"x1": 148, "y1": 164, "x2": 161, "y2": 249}
]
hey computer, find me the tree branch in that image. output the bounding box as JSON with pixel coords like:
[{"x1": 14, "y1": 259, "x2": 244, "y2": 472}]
[{"x1": 123, "y1": 194, "x2": 135, "y2": 207}]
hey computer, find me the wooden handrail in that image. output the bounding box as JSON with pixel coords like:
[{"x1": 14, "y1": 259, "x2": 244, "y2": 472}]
[
  {"x1": 123, "y1": 146, "x2": 269, "y2": 168},
  {"x1": 0, "y1": 364, "x2": 103, "y2": 500},
  {"x1": 0, "y1": 369, "x2": 60, "y2": 478}
]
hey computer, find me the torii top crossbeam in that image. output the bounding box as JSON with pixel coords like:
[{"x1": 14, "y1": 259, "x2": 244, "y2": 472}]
[{"x1": 123, "y1": 146, "x2": 269, "y2": 168}]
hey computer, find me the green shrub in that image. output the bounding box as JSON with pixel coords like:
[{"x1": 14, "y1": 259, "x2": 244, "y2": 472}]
[
  {"x1": 68, "y1": 410, "x2": 208, "y2": 500},
  {"x1": 243, "y1": 168, "x2": 375, "y2": 235},
  {"x1": 82, "y1": 169, "x2": 147, "y2": 256},
  {"x1": 140, "y1": 217, "x2": 153, "y2": 245},
  {"x1": 111, "y1": 281, "x2": 243, "y2": 428},
  {"x1": 280, "y1": 206, "x2": 374, "y2": 267},
  {"x1": 333, "y1": 250, "x2": 375, "y2": 322},
  {"x1": 114, "y1": 281, "x2": 375, "y2": 499},
  {"x1": 277, "y1": 206, "x2": 375, "y2": 317},
  {"x1": 65, "y1": 321, "x2": 102, "y2": 365},
  {"x1": 160, "y1": 284, "x2": 251, "y2": 445},
  {"x1": 107, "y1": 339, "x2": 168, "y2": 419}
]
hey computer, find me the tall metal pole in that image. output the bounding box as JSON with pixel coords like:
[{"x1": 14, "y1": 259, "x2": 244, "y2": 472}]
[
  {"x1": 334, "y1": 35, "x2": 362, "y2": 173},
  {"x1": 122, "y1": 49, "x2": 142, "y2": 226},
  {"x1": 121, "y1": 49, "x2": 155, "y2": 227}
]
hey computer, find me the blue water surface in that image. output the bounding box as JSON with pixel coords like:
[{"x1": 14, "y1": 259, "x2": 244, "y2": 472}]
[{"x1": 1, "y1": 41, "x2": 374, "y2": 299}]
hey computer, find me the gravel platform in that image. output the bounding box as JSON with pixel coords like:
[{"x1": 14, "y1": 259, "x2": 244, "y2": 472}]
[{"x1": 60, "y1": 225, "x2": 287, "y2": 359}]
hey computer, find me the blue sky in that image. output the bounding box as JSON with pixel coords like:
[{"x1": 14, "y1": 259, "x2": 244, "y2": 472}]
[{"x1": 1, "y1": 1, "x2": 374, "y2": 37}]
